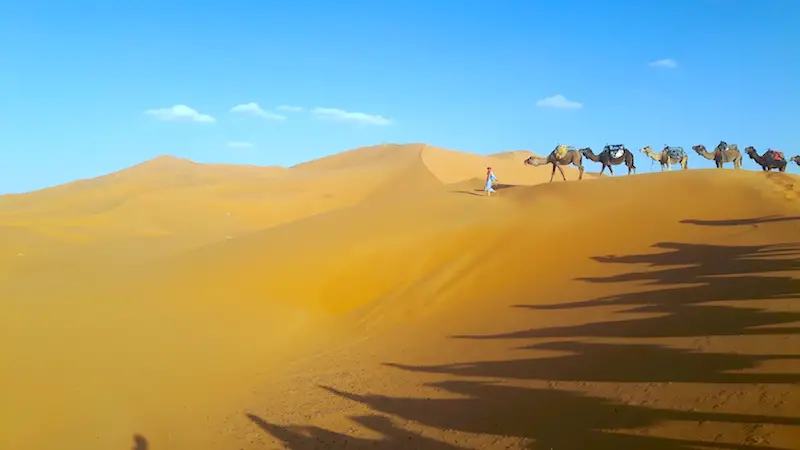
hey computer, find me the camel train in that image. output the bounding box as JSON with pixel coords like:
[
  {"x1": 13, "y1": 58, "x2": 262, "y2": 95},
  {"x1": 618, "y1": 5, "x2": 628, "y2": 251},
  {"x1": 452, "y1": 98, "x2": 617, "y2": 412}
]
[{"x1": 523, "y1": 141, "x2": 796, "y2": 183}]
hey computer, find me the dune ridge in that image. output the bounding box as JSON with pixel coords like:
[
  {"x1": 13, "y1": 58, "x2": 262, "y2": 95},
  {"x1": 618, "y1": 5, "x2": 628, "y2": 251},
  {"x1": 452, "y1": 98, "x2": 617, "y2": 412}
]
[{"x1": 1, "y1": 143, "x2": 798, "y2": 450}]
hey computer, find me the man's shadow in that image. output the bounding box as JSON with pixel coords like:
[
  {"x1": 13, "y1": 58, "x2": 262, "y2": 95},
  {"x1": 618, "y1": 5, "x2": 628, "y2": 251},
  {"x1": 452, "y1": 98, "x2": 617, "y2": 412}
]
[
  {"x1": 454, "y1": 183, "x2": 518, "y2": 196},
  {"x1": 132, "y1": 434, "x2": 148, "y2": 450}
]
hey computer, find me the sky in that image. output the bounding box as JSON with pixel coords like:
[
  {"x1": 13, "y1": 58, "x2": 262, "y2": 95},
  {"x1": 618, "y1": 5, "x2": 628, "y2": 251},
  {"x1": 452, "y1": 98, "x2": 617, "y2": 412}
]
[{"x1": 0, "y1": 0, "x2": 798, "y2": 194}]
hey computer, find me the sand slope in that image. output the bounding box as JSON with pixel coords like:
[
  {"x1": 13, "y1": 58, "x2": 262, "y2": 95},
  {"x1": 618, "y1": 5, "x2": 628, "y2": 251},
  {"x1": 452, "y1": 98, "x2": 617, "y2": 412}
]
[{"x1": 1, "y1": 144, "x2": 798, "y2": 450}]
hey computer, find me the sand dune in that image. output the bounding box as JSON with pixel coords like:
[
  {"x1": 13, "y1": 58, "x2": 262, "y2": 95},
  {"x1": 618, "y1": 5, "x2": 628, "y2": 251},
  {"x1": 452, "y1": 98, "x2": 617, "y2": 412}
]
[{"x1": 1, "y1": 144, "x2": 798, "y2": 450}]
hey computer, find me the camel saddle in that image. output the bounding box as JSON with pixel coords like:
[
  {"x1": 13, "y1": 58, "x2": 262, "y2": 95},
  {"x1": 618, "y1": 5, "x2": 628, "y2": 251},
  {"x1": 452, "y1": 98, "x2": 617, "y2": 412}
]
[
  {"x1": 717, "y1": 141, "x2": 738, "y2": 152},
  {"x1": 665, "y1": 146, "x2": 685, "y2": 159},
  {"x1": 767, "y1": 149, "x2": 785, "y2": 161},
  {"x1": 605, "y1": 144, "x2": 625, "y2": 159},
  {"x1": 554, "y1": 145, "x2": 573, "y2": 159}
]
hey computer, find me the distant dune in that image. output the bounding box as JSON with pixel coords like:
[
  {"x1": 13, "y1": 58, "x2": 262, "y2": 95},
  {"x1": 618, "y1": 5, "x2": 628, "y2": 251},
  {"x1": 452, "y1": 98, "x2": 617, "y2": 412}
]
[{"x1": 1, "y1": 144, "x2": 798, "y2": 450}]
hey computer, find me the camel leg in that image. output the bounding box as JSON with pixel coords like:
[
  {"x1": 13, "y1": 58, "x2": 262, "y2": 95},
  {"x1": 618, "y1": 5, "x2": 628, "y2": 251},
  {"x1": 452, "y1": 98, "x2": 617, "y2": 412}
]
[
  {"x1": 557, "y1": 164, "x2": 567, "y2": 181},
  {"x1": 607, "y1": 165, "x2": 614, "y2": 177},
  {"x1": 549, "y1": 163, "x2": 556, "y2": 182},
  {"x1": 578, "y1": 165, "x2": 584, "y2": 180}
]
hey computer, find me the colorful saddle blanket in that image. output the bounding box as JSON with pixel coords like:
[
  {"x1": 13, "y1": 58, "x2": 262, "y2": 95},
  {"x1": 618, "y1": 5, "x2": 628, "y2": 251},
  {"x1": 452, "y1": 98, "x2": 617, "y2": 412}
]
[
  {"x1": 767, "y1": 149, "x2": 785, "y2": 161},
  {"x1": 664, "y1": 146, "x2": 685, "y2": 159},
  {"x1": 604, "y1": 144, "x2": 625, "y2": 159},
  {"x1": 553, "y1": 145, "x2": 575, "y2": 159}
]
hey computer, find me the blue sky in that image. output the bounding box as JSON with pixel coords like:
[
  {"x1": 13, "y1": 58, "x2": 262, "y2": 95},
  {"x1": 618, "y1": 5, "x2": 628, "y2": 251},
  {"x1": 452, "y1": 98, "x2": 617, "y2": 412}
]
[{"x1": 0, "y1": 0, "x2": 797, "y2": 194}]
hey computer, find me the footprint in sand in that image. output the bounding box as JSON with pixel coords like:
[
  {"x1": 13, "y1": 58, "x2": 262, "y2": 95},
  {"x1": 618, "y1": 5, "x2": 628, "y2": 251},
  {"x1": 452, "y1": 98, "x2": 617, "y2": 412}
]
[{"x1": 765, "y1": 173, "x2": 798, "y2": 202}]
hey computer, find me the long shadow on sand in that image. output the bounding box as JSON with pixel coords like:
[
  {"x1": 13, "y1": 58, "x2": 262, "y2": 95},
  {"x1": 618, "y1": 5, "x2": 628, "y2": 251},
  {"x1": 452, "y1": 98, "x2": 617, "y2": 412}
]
[
  {"x1": 680, "y1": 216, "x2": 800, "y2": 227},
  {"x1": 452, "y1": 183, "x2": 518, "y2": 196},
  {"x1": 451, "y1": 241, "x2": 800, "y2": 340},
  {"x1": 247, "y1": 414, "x2": 463, "y2": 449},
  {"x1": 249, "y1": 237, "x2": 800, "y2": 449}
]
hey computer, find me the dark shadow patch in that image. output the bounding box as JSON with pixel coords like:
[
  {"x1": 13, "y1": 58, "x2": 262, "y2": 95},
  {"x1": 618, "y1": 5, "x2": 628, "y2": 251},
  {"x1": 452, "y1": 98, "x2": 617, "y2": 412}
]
[
  {"x1": 680, "y1": 216, "x2": 800, "y2": 227},
  {"x1": 384, "y1": 340, "x2": 800, "y2": 384},
  {"x1": 247, "y1": 413, "x2": 464, "y2": 449},
  {"x1": 132, "y1": 434, "x2": 148, "y2": 450},
  {"x1": 320, "y1": 382, "x2": 797, "y2": 450},
  {"x1": 455, "y1": 242, "x2": 800, "y2": 340},
  {"x1": 451, "y1": 184, "x2": 520, "y2": 196},
  {"x1": 450, "y1": 190, "x2": 484, "y2": 197}
]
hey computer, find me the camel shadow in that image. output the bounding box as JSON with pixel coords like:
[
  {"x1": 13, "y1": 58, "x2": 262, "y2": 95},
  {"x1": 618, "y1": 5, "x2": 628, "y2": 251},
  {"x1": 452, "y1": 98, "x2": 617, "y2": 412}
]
[
  {"x1": 248, "y1": 232, "x2": 800, "y2": 449},
  {"x1": 680, "y1": 216, "x2": 800, "y2": 227},
  {"x1": 247, "y1": 413, "x2": 463, "y2": 449},
  {"x1": 384, "y1": 340, "x2": 800, "y2": 384},
  {"x1": 454, "y1": 241, "x2": 800, "y2": 340},
  {"x1": 249, "y1": 378, "x2": 800, "y2": 450},
  {"x1": 319, "y1": 381, "x2": 798, "y2": 450}
]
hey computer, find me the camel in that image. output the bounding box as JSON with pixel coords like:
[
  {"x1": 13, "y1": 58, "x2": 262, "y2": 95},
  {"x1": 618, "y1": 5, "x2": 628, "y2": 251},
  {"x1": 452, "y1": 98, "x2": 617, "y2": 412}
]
[
  {"x1": 639, "y1": 145, "x2": 688, "y2": 171},
  {"x1": 691, "y1": 142, "x2": 742, "y2": 169},
  {"x1": 523, "y1": 145, "x2": 585, "y2": 182},
  {"x1": 744, "y1": 146, "x2": 787, "y2": 172},
  {"x1": 579, "y1": 144, "x2": 636, "y2": 176},
  {"x1": 792, "y1": 155, "x2": 800, "y2": 167}
]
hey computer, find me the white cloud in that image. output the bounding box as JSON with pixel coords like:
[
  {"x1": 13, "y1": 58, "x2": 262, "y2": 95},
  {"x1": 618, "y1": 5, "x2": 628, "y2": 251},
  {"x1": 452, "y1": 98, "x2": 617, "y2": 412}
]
[
  {"x1": 649, "y1": 58, "x2": 677, "y2": 68},
  {"x1": 276, "y1": 105, "x2": 304, "y2": 112},
  {"x1": 535, "y1": 94, "x2": 583, "y2": 110},
  {"x1": 144, "y1": 104, "x2": 216, "y2": 123},
  {"x1": 230, "y1": 102, "x2": 286, "y2": 120},
  {"x1": 311, "y1": 107, "x2": 392, "y2": 125},
  {"x1": 227, "y1": 141, "x2": 254, "y2": 148}
]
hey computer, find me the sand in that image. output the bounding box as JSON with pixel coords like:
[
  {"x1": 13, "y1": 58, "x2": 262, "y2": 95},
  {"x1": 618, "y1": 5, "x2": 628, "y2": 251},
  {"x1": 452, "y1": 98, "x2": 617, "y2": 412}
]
[{"x1": 0, "y1": 144, "x2": 798, "y2": 450}]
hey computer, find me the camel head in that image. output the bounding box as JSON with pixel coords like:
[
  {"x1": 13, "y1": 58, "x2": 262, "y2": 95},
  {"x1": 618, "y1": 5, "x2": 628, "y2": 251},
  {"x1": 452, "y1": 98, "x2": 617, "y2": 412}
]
[
  {"x1": 578, "y1": 147, "x2": 592, "y2": 155},
  {"x1": 524, "y1": 155, "x2": 549, "y2": 167},
  {"x1": 744, "y1": 146, "x2": 757, "y2": 157},
  {"x1": 691, "y1": 144, "x2": 706, "y2": 153},
  {"x1": 792, "y1": 155, "x2": 800, "y2": 166},
  {"x1": 639, "y1": 146, "x2": 652, "y2": 154}
]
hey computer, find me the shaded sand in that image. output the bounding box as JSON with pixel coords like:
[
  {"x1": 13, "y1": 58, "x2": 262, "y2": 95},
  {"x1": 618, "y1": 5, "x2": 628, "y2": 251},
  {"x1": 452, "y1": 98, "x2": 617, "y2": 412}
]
[{"x1": 1, "y1": 144, "x2": 799, "y2": 450}]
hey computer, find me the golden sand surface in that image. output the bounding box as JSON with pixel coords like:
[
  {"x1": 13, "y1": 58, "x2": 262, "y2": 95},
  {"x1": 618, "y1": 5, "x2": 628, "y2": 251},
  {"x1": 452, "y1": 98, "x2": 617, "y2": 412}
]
[{"x1": 1, "y1": 144, "x2": 798, "y2": 449}]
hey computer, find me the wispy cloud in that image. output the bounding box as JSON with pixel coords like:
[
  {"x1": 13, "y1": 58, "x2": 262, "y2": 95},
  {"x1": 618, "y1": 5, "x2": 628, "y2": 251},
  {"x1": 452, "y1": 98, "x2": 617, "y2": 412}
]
[
  {"x1": 535, "y1": 94, "x2": 583, "y2": 110},
  {"x1": 227, "y1": 141, "x2": 254, "y2": 148},
  {"x1": 230, "y1": 102, "x2": 286, "y2": 121},
  {"x1": 649, "y1": 58, "x2": 677, "y2": 68},
  {"x1": 276, "y1": 105, "x2": 304, "y2": 112},
  {"x1": 311, "y1": 107, "x2": 392, "y2": 125},
  {"x1": 144, "y1": 104, "x2": 216, "y2": 123}
]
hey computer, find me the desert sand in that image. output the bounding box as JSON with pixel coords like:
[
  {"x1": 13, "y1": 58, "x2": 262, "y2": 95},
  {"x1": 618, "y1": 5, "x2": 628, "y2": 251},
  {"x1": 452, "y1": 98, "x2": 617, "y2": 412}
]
[{"x1": 1, "y1": 143, "x2": 798, "y2": 450}]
